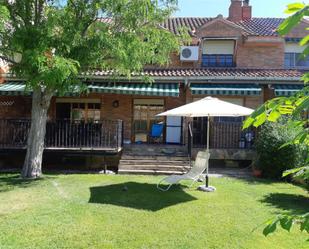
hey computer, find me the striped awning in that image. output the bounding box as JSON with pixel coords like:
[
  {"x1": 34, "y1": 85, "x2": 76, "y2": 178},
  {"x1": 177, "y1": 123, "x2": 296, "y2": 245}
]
[
  {"x1": 0, "y1": 82, "x2": 179, "y2": 97},
  {"x1": 190, "y1": 83, "x2": 261, "y2": 96},
  {"x1": 0, "y1": 82, "x2": 31, "y2": 96},
  {"x1": 274, "y1": 84, "x2": 304, "y2": 96},
  {"x1": 88, "y1": 82, "x2": 179, "y2": 97}
]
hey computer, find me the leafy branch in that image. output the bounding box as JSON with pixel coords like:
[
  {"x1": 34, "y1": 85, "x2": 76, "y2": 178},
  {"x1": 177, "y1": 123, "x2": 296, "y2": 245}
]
[
  {"x1": 245, "y1": 2, "x2": 309, "y2": 238},
  {"x1": 263, "y1": 213, "x2": 309, "y2": 237}
]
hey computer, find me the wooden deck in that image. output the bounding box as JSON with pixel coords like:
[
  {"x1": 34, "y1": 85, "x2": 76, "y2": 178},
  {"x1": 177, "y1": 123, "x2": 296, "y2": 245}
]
[
  {"x1": 0, "y1": 118, "x2": 256, "y2": 159},
  {"x1": 0, "y1": 119, "x2": 123, "y2": 153}
]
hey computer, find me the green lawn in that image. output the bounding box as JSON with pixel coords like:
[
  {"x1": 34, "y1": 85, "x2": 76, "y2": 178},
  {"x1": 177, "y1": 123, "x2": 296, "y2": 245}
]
[{"x1": 0, "y1": 173, "x2": 308, "y2": 249}]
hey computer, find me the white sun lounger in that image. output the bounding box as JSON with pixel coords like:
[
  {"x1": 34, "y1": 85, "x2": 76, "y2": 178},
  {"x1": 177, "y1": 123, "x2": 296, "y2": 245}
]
[{"x1": 157, "y1": 151, "x2": 210, "y2": 191}]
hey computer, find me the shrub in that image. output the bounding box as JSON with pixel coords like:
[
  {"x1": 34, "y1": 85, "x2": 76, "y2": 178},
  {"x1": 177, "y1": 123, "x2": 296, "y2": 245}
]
[{"x1": 255, "y1": 118, "x2": 307, "y2": 179}]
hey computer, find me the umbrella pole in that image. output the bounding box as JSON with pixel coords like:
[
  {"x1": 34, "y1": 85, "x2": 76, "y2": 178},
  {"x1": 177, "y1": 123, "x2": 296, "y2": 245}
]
[
  {"x1": 206, "y1": 114, "x2": 210, "y2": 187},
  {"x1": 197, "y1": 114, "x2": 215, "y2": 192}
]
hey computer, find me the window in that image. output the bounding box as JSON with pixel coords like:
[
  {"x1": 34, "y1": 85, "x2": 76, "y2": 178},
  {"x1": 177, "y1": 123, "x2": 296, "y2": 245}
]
[
  {"x1": 202, "y1": 40, "x2": 235, "y2": 67},
  {"x1": 56, "y1": 99, "x2": 101, "y2": 122},
  {"x1": 87, "y1": 103, "x2": 101, "y2": 121},
  {"x1": 202, "y1": 54, "x2": 234, "y2": 67},
  {"x1": 133, "y1": 99, "x2": 164, "y2": 143},
  {"x1": 284, "y1": 53, "x2": 309, "y2": 68},
  {"x1": 71, "y1": 103, "x2": 101, "y2": 122},
  {"x1": 284, "y1": 42, "x2": 308, "y2": 68}
]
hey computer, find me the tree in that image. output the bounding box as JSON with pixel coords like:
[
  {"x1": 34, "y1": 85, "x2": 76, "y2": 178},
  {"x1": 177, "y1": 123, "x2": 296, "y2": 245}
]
[
  {"x1": 0, "y1": 0, "x2": 183, "y2": 178},
  {"x1": 244, "y1": 2, "x2": 309, "y2": 237}
]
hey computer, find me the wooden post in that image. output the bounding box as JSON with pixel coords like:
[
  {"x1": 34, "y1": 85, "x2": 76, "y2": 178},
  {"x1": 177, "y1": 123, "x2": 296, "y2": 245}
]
[{"x1": 104, "y1": 156, "x2": 107, "y2": 174}]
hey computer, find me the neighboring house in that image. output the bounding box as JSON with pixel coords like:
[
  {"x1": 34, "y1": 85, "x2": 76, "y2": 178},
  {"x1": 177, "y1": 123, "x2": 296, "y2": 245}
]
[{"x1": 0, "y1": 0, "x2": 308, "y2": 162}]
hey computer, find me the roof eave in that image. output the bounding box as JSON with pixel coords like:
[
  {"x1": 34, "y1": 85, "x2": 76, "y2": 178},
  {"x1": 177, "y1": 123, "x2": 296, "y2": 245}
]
[
  {"x1": 80, "y1": 75, "x2": 302, "y2": 82},
  {"x1": 3, "y1": 73, "x2": 303, "y2": 84}
]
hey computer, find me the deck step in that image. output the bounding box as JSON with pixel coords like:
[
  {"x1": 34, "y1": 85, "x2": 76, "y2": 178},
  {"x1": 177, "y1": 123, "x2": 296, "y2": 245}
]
[
  {"x1": 121, "y1": 155, "x2": 189, "y2": 161},
  {"x1": 118, "y1": 169, "x2": 185, "y2": 175},
  {"x1": 119, "y1": 159, "x2": 190, "y2": 165},
  {"x1": 119, "y1": 144, "x2": 191, "y2": 175},
  {"x1": 119, "y1": 164, "x2": 190, "y2": 171},
  {"x1": 118, "y1": 152, "x2": 191, "y2": 175}
]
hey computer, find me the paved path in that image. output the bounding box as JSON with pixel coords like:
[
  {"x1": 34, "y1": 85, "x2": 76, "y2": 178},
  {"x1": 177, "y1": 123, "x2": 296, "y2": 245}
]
[{"x1": 207, "y1": 167, "x2": 252, "y2": 179}]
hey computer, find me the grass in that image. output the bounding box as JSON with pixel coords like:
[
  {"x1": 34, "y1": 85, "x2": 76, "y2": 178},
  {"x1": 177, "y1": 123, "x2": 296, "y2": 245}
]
[{"x1": 0, "y1": 173, "x2": 308, "y2": 249}]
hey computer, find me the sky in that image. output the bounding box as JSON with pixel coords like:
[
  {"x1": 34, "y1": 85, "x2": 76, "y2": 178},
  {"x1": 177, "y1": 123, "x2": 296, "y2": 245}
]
[{"x1": 175, "y1": 0, "x2": 297, "y2": 18}]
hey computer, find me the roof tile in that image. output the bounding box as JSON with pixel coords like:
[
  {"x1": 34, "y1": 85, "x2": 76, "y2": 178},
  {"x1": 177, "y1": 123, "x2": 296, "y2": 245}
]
[
  {"x1": 162, "y1": 17, "x2": 287, "y2": 37},
  {"x1": 99, "y1": 17, "x2": 294, "y2": 37},
  {"x1": 87, "y1": 68, "x2": 305, "y2": 79}
]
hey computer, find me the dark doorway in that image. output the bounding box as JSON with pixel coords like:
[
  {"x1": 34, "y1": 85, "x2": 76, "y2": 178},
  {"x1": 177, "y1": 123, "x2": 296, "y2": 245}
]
[
  {"x1": 193, "y1": 117, "x2": 208, "y2": 146},
  {"x1": 56, "y1": 103, "x2": 71, "y2": 119}
]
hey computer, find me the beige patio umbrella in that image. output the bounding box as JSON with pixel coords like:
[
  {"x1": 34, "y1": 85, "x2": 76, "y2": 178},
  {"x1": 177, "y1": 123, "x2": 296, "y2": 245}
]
[{"x1": 157, "y1": 96, "x2": 254, "y2": 192}]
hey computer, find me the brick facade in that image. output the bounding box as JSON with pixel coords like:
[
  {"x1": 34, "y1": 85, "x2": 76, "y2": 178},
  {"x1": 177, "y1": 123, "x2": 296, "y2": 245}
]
[
  {"x1": 164, "y1": 16, "x2": 306, "y2": 70},
  {"x1": 0, "y1": 83, "x2": 264, "y2": 144},
  {"x1": 0, "y1": 0, "x2": 307, "y2": 147},
  {"x1": 236, "y1": 41, "x2": 284, "y2": 69},
  {"x1": 0, "y1": 96, "x2": 31, "y2": 118},
  {"x1": 43, "y1": 90, "x2": 186, "y2": 142},
  {"x1": 159, "y1": 0, "x2": 308, "y2": 71}
]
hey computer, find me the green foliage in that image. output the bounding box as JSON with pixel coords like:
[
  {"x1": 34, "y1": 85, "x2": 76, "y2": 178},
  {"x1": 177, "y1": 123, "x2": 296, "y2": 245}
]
[
  {"x1": 255, "y1": 118, "x2": 307, "y2": 179},
  {"x1": 244, "y1": 2, "x2": 309, "y2": 238},
  {"x1": 0, "y1": 5, "x2": 8, "y2": 33},
  {"x1": 0, "y1": 0, "x2": 184, "y2": 94},
  {"x1": 0, "y1": 0, "x2": 185, "y2": 177},
  {"x1": 243, "y1": 87, "x2": 309, "y2": 130},
  {"x1": 284, "y1": 166, "x2": 309, "y2": 185},
  {"x1": 263, "y1": 214, "x2": 309, "y2": 237},
  {"x1": 278, "y1": 3, "x2": 309, "y2": 36}
]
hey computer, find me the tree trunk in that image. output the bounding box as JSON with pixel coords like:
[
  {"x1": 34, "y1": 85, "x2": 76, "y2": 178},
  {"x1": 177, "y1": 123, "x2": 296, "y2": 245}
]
[{"x1": 21, "y1": 88, "x2": 53, "y2": 179}]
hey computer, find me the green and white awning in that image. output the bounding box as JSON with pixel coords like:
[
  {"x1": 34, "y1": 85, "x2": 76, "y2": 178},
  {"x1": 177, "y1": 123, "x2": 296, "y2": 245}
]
[
  {"x1": 0, "y1": 82, "x2": 179, "y2": 97},
  {"x1": 88, "y1": 82, "x2": 179, "y2": 97},
  {"x1": 190, "y1": 83, "x2": 261, "y2": 96},
  {"x1": 0, "y1": 82, "x2": 31, "y2": 96},
  {"x1": 0, "y1": 82, "x2": 81, "y2": 97},
  {"x1": 274, "y1": 84, "x2": 305, "y2": 96}
]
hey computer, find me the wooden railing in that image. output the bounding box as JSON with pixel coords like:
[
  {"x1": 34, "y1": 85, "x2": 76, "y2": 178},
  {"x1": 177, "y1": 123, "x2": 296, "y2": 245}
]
[
  {"x1": 193, "y1": 121, "x2": 255, "y2": 149},
  {"x1": 0, "y1": 119, "x2": 30, "y2": 148},
  {"x1": 0, "y1": 119, "x2": 123, "y2": 151}
]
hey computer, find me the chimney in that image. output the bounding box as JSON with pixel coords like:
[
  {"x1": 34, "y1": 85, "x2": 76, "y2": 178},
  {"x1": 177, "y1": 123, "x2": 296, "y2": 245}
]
[
  {"x1": 228, "y1": 0, "x2": 242, "y2": 22},
  {"x1": 228, "y1": 0, "x2": 252, "y2": 22},
  {"x1": 242, "y1": 0, "x2": 252, "y2": 20}
]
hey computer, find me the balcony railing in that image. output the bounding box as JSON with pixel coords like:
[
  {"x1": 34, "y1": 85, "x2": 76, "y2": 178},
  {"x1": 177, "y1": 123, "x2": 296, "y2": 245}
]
[
  {"x1": 0, "y1": 119, "x2": 123, "y2": 151},
  {"x1": 193, "y1": 121, "x2": 255, "y2": 149}
]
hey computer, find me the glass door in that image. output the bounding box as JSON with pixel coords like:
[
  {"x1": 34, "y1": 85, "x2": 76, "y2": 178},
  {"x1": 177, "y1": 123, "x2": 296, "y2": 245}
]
[
  {"x1": 133, "y1": 99, "x2": 164, "y2": 143},
  {"x1": 55, "y1": 99, "x2": 101, "y2": 123}
]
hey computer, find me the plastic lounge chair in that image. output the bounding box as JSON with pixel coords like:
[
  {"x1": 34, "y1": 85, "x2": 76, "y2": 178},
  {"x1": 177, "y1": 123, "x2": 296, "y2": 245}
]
[
  {"x1": 157, "y1": 151, "x2": 210, "y2": 191},
  {"x1": 149, "y1": 123, "x2": 164, "y2": 143}
]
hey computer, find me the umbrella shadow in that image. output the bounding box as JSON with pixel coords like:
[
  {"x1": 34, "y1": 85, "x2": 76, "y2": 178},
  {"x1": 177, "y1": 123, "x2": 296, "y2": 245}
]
[{"x1": 88, "y1": 182, "x2": 197, "y2": 211}]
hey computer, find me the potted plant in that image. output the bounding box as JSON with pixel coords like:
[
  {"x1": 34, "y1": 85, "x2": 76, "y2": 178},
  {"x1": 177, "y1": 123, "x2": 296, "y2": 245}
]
[{"x1": 251, "y1": 160, "x2": 262, "y2": 177}]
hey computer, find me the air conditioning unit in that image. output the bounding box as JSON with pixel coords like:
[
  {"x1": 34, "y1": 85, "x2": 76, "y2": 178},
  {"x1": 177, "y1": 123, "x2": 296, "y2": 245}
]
[{"x1": 180, "y1": 46, "x2": 199, "y2": 61}]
